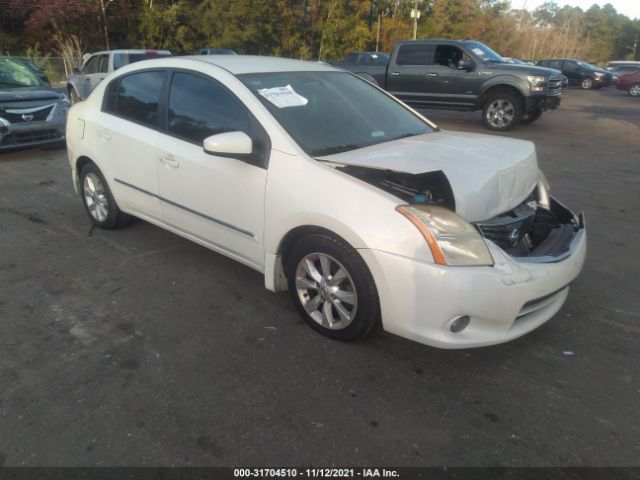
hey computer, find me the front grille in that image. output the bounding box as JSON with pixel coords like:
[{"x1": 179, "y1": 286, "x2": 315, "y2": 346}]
[
  {"x1": 1, "y1": 129, "x2": 61, "y2": 146},
  {"x1": 1, "y1": 104, "x2": 54, "y2": 124},
  {"x1": 548, "y1": 76, "x2": 564, "y2": 95}
]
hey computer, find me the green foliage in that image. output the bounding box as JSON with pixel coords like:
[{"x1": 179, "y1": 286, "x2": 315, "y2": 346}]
[{"x1": 0, "y1": 0, "x2": 638, "y2": 62}]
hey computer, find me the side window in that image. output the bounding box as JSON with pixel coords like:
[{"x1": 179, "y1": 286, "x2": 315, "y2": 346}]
[
  {"x1": 549, "y1": 60, "x2": 561, "y2": 69},
  {"x1": 562, "y1": 61, "x2": 578, "y2": 72},
  {"x1": 98, "y1": 55, "x2": 109, "y2": 74},
  {"x1": 83, "y1": 56, "x2": 100, "y2": 74},
  {"x1": 434, "y1": 45, "x2": 466, "y2": 69},
  {"x1": 395, "y1": 44, "x2": 432, "y2": 66},
  {"x1": 167, "y1": 72, "x2": 251, "y2": 144},
  {"x1": 113, "y1": 53, "x2": 125, "y2": 70},
  {"x1": 106, "y1": 71, "x2": 165, "y2": 128}
]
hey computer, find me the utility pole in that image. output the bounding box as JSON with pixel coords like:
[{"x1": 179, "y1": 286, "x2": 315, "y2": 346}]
[
  {"x1": 376, "y1": 13, "x2": 381, "y2": 52},
  {"x1": 411, "y1": 0, "x2": 421, "y2": 40}
]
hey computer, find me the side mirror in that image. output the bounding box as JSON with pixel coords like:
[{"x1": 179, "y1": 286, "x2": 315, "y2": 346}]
[
  {"x1": 203, "y1": 131, "x2": 253, "y2": 157},
  {"x1": 458, "y1": 59, "x2": 474, "y2": 71}
]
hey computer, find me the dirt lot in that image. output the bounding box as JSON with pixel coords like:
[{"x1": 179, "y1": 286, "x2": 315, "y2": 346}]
[{"x1": 0, "y1": 87, "x2": 639, "y2": 467}]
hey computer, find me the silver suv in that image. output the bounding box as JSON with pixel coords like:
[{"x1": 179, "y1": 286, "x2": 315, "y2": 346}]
[{"x1": 66, "y1": 49, "x2": 171, "y2": 102}]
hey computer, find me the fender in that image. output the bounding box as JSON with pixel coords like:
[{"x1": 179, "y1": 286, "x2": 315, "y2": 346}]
[{"x1": 478, "y1": 74, "x2": 529, "y2": 103}]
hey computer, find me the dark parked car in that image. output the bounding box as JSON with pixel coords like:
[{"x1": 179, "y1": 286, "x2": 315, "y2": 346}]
[
  {"x1": 337, "y1": 51, "x2": 390, "y2": 65},
  {"x1": 338, "y1": 39, "x2": 564, "y2": 131},
  {"x1": 537, "y1": 59, "x2": 616, "y2": 89},
  {"x1": 615, "y1": 70, "x2": 640, "y2": 97},
  {"x1": 197, "y1": 48, "x2": 237, "y2": 55},
  {"x1": 0, "y1": 57, "x2": 68, "y2": 150}
]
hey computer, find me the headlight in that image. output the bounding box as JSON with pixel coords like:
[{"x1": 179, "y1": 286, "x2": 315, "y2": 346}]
[
  {"x1": 593, "y1": 71, "x2": 604, "y2": 77},
  {"x1": 527, "y1": 75, "x2": 547, "y2": 92},
  {"x1": 396, "y1": 205, "x2": 494, "y2": 266}
]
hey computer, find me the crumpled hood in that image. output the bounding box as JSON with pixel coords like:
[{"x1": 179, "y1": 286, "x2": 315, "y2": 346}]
[{"x1": 318, "y1": 131, "x2": 539, "y2": 222}]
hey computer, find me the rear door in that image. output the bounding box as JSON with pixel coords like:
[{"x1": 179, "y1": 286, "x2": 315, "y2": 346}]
[
  {"x1": 386, "y1": 43, "x2": 435, "y2": 105},
  {"x1": 155, "y1": 71, "x2": 268, "y2": 269},
  {"x1": 98, "y1": 70, "x2": 166, "y2": 221},
  {"x1": 560, "y1": 61, "x2": 581, "y2": 85}
]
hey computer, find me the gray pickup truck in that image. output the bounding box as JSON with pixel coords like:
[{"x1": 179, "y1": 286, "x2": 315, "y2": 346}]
[{"x1": 337, "y1": 39, "x2": 564, "y2": 131}]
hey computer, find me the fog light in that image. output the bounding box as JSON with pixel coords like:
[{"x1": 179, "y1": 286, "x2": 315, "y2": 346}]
[{"x1": 450, "y1": 315, "x2": 470, "y2": 333}]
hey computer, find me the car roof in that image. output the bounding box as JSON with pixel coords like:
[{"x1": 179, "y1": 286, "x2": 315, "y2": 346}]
[
  {"x1": 89, "y1": 49, "x2": 172, "y2": 55},
  {"x1": 182, "y1": 55, "x2": 339, "y2": 74}
]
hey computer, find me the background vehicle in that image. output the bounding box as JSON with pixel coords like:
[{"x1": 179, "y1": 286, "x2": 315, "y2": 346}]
[
  {"x1": 66, "y1": 49, "x2": 171, "y2": 102},
  {"x1": 537, "y1": 59, "x2": 616, "y2": 89},
  {"x1": 607, "y1": 60, "x2": 640, "y2": 71},
  {"x1": 504, "y1": 56, "x2": 569, "y2": 88},
  {"x1": 615, "y1": 70, "x2": 640, "y2": 96},
  {"x1": 338, "y1": 39, "x2": 564, "y2": 131},
  {"x1": 0, "y1": 57, "x2": 68, "y2": 150},
  {"x1": 607, "y1": 63, "x2": 640, "y2": 76},
  {"x1": 336, "y1": 51, "x2": 390, "y2": 65},
  {"x1": 66, "y1": 55, "x2": 585, "y2": 349},
  {"x1": 197, "y1": 48, "x2": 237, "y2": 55}
]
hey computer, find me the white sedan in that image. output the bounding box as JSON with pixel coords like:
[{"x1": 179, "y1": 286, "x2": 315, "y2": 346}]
[{"x1": 66, "y1": 55, "x2": 586, "y2": 348}]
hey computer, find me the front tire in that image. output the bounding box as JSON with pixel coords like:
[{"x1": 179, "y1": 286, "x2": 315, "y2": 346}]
[
  {"x1": 79, "y1": 163, "x2": 131, "y2": 229},
  {"x1": 286, "y1": 232, "x2": 380, "y2": 342},
  {"x1": 629, "y1": 84, "x2": 640, "y2": 97},
  {"x1": 482, "y1": 89, "x2": 523, "y2": 131},
  {"x1": 581, "y1": 78, "x2": 594, "y2": 90},
  {"x1": 521, "y1": 108, "x2": 544, "y2": 125}
]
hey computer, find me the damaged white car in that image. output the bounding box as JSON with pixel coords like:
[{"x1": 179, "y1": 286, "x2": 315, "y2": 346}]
[{"x1": 66, "y1": 56, "x2": 586, "y2": 348}]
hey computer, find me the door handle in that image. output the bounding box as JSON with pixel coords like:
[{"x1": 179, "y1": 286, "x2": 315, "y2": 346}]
[
  {"x1": 160, "y1": 153, "x2": 179, "y2": 168},
  {"x1": 389, "y1": 72, "x2": 400, "y2": 77},
  {"x1": 97, "y1": 128, "x2": 112, "y2": 140},
  {"x1": 426, "y1": 73, "x2": 438, "y2": 77}
]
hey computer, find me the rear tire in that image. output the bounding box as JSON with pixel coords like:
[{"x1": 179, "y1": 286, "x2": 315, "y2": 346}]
[
  {"x1": 521, "y1": 108, "x2": 544, "y2": 125},
  {"x1": 286, "y1": 232, "x2": 380, "y2": 342},
  {"x1": 79, "y1": 163, "x2": 131, "y2": 229},
  {"x1": 629, "y1": 84, "x2": 640, "y2": 97},
  {"x1": 482, "y1": 89, "x2": 523, "y2": 131}
]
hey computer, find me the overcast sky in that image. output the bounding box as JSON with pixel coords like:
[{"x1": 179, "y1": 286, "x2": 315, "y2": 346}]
[{"x1": 515, "y1": 0, "x2": 640, "y2": 19}]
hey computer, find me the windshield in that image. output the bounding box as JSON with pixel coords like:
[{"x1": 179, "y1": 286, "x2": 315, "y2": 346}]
[
  {"x1": 464, "y1": 41, "x2": 504, "y2": 63},
  {"x1": 576, "y1": 60, "x2": 598, "y2": 71},
  {"x1": 0, "y1": 58, "x2": 44, "y2": 88},
  {"x1": 239, "y1": 71, "x2": 432, "y2": 156}
]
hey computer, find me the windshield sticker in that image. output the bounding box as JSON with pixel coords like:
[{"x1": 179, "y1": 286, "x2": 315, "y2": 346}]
[
  {"x1": 258, "y1": 84, "x2": 308, "y2": 108},
  {"x1": 471, "y1": 48, "x2": 485, "y2": 56}
]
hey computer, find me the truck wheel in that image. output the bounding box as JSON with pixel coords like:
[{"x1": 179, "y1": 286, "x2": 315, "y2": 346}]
[
  {"x1": 521, "y1": 108, "x2": 544, "y2": 125},
  {"x1": 581, "y1": 78, "x2": 594, "y2": 90},
  {"x1": 629, "y1": 84, "x2": 640, "y2": 97},
  {"x1": 482, "y1": 90, "x2": 523, "y2": 131}
]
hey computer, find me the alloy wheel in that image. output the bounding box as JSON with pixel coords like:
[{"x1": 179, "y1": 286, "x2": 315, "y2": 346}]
[
  {"x1": 486, "y1": 99, "x2": 515, "y2": 129},
  {"x1": 83, "y1": 173, "x2": 109, "y2": 222},
  {"x1": 581, "y1": 78, "x2": 593, "y2": 89},
  {"x1": 295, "y1": 253, "x2": 358, "y2": 330},
  {"x1": 630, "y1": 84, "x2": 640, "y2": 97}
]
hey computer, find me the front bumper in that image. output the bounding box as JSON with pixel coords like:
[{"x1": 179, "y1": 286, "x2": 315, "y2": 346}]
[
  {"x1": 360, "y1": 208, "x2": 586, "y2": 349},
  {"x1": 0, "y1": 117, "x2": 66, "y2": 151},
  {"x1": 526, "y1": 94, "x2": 561, "y2": 112}
]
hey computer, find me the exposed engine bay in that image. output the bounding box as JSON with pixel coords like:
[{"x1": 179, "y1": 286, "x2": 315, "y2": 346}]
[{"x1": 333, "y1": 164, "x2": 583, "y2": 262}]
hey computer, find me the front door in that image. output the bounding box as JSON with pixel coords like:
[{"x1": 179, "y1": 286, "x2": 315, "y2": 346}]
[
  {"x1": 424, "y1": 44, "x2": 479, "y2": 108},
  {"x1": 78, "y1": 54, "x2": 109, "y2": 99},
  {"x1": 156, "y1": 71, "x2": 268, "y2": 269}
]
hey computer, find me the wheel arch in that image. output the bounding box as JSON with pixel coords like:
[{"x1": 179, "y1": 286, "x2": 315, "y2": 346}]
[
  {"x1": 72, "y1": 155, "x2": 96, "y2": 192},
  {"x1": 479, "y1": 82, "x2": 526, "y2": 107},
  {"x1": 265, "y1": 223, "x2": 367, "y2": 293}
]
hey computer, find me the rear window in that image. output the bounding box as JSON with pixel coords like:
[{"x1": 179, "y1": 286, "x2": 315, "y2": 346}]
[
  {"x1": 103, "y1": 70, "x2": 165, "y2": 128},
  {"x1": 395, "y1": 44, "x2": 433, "y2": 66}
]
